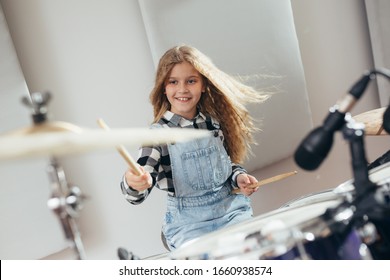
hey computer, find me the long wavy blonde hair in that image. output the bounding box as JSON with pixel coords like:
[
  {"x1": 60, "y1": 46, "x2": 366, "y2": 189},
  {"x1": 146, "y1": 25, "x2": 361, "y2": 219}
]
[{"x1": 150, "y1": 45, "x2": 270, "y2": 164}]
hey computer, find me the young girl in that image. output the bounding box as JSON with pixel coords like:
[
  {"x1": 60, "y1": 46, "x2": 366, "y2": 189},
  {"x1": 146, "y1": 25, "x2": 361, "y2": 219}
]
[{"x1": 121, "y1": 45, "x2": 269, "y2": 251}]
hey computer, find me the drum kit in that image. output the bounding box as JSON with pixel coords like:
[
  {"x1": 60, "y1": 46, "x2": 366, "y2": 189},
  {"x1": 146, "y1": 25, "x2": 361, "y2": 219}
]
[
  {"x1": 152, "y1": 161, "x2": 388, "y2": 260},
  {"x1": 1, "y1": 88, "x2": 389, "y2": 260}
]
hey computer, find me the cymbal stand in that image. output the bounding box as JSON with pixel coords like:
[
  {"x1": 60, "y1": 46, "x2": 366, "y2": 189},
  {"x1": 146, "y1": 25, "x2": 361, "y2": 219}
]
[
  {"x1": 46, "y1": 157, "x2": 87, "y2": 260},
  {"x1": 22, "y1": 92, "x2": 87, "y2": 259}
]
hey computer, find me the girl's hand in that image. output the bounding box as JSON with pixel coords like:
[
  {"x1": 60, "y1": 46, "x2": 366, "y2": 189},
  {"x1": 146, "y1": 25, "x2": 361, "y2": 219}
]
[
  {"x1": 125, "y1": 165, "x2": 152, "y2": 192},
  {"x1": 236, "y1": 173, "x2": 258, "y2": 196}
]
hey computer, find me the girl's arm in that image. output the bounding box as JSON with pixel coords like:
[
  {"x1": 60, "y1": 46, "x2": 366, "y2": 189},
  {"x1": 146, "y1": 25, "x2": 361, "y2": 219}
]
[{"x1": 120, "y1": 146, "x2": 160, "y2": 205}]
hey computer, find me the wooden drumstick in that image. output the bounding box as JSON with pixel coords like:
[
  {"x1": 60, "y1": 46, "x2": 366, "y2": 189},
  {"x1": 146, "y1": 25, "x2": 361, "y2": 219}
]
[
  {"x1": 232, "y1": 170, "x2": 298, "y2": 194},
  {"x1": 97, "y1": 118, "x2": 142, "y2": 176}
]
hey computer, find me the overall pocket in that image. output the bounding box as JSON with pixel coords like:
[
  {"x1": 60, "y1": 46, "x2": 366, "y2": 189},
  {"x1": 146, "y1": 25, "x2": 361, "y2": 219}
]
[{"x1": 181, "y1": 144, "x2": 231, "y2": 191}]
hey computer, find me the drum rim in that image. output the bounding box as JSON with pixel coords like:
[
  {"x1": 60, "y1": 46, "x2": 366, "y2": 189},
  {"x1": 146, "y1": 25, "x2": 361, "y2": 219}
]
[
  {"x1": 280, "y1": 188, "x2": 337, "y2": 208},
  {"x1": 284, "y1": 161, "x2": 390, "y2": 207},
  {"x1": 334, "y1": 161, "x2": 390, "y2": 194}
]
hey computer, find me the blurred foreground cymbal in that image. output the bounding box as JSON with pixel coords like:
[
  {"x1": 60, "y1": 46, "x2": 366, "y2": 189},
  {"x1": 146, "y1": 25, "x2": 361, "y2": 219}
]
[
  {"x1": 353, "y1": 107, "x2": 387, "y2": 136},
  {"x1": 0, "y1": 122, "x2": 210, "y2": 160}
]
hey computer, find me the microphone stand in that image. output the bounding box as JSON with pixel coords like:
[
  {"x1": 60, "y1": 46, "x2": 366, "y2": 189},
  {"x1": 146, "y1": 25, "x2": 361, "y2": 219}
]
[
  {"x1": 342, "y1": 116, "x2": 377, "y2": 199},
  {"x1": 323, "y1": 115, "x2": 390, "y2": 259}
]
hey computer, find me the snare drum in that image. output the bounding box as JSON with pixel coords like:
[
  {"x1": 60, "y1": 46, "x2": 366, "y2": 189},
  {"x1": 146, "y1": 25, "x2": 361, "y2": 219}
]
[
  {"x1": 169, "y1": 196, "x2": 371, "y2": 260},
  {"x1": 282, "y1": 162, "x2": 390, "y2": 260}
]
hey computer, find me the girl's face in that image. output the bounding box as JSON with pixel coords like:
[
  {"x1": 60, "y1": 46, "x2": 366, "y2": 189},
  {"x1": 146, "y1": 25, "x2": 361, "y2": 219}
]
[{"x1": 164, "y1": 61, "x2": 205, "y2": 120}]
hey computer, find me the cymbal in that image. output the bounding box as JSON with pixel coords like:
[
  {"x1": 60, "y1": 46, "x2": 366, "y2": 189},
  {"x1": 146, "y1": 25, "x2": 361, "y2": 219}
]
[
  {"x1": 0, "y1": 122, "x2": 210, "y2": 160},
  {"x1": 353, "y1": 107, "x2": 387, "y2": 135}
]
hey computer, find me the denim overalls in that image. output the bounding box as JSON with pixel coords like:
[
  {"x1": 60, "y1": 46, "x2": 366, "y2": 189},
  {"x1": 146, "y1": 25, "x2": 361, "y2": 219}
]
[{"x1": 162, "y1": 128, "x2": 253, "y2": 250}]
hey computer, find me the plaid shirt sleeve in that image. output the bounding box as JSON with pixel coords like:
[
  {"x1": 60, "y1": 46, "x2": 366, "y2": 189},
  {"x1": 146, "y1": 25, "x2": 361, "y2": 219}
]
[
  {"x1": 230, "y1": 164, "x2": 247, "y2": 189},
  {"x1": 120, "y1": 145, "x2": 162, "y2": 205}
]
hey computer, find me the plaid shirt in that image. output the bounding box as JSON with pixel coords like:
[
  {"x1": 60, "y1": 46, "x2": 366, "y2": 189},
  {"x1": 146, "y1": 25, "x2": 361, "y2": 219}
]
[{"x1": 121, "y1": 111, "x2": 247, "y2": 204}]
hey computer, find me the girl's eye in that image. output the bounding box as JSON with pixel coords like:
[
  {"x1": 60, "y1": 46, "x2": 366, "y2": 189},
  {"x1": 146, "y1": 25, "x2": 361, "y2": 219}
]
[
  {"x1": 188, "y1": 79, "x2": 196, "y2": 84},
  {"x1": 168, "y1": 80, "x2": 177, "y2": 85}
]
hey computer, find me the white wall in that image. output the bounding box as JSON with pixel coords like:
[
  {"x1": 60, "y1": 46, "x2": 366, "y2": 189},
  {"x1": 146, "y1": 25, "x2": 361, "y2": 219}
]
[
  {"x1": 0, "y1": 4, "x2": 68, "y2": 259},
  {"x1": 0, "y1": 0, "x2": 389, "y2": 260},
  {"x1": 139, "y1": 0, "x2": 313, "y2": 173},
  {"x1": 1, "y1": 0, "x2": 167, "y2": 259}
]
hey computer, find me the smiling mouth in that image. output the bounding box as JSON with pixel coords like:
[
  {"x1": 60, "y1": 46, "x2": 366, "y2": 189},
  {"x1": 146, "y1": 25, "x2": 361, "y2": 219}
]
[{"x1": 176, "y1": 97, "x2": 191, "y2": 101}]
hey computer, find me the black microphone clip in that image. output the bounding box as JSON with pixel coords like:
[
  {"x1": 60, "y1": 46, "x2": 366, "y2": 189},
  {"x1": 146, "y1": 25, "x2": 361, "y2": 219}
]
[{"x1": 383, "y1": 105, "x2": 390, "y2": 134}]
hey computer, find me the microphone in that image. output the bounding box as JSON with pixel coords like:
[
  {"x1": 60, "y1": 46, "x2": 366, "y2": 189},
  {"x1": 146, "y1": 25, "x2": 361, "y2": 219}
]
[{"x1": 294, "y1": 72, "x2": 373, "y2": 170}]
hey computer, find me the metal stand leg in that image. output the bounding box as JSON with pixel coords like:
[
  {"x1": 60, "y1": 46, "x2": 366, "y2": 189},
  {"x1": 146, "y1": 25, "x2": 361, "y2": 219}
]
[
  {"x1": 19, "y1": 92, "x2": 87, "y2": 259},
  {"x1": 46, "y1": 157, "x2": 87, "y2": 260}
]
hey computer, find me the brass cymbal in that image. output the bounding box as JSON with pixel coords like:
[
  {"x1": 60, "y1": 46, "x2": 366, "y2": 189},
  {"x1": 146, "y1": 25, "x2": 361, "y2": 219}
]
[
  {"x1": 0, "y1": 121, "x2": 210, "y2": 160},
  {"x1": 353, "y1": 107, "x2": 387, "y2": 136},
  {"x1": 5, "y1": 121, "x2": 84, "y2": 135}
]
